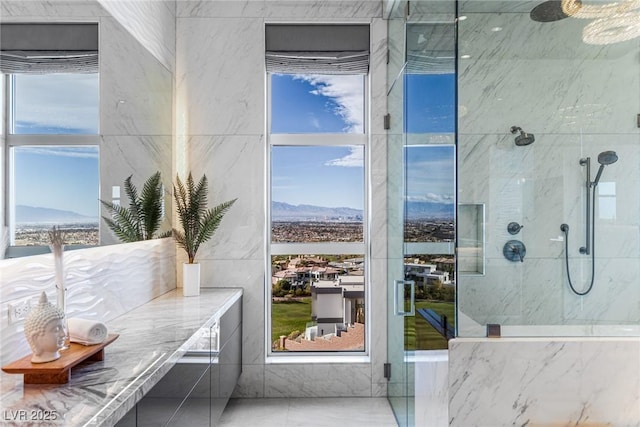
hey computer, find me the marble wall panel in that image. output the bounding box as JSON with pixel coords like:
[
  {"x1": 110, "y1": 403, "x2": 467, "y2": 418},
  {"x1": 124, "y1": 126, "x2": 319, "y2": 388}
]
[
  {"x1": 0, "y1": 0, "x2": 106, "y2": 18},
  {"x1": 263, "y1": 0, "x2": 381, "y2": 19},
  {"x1": 187, "y1": 135, "x2": 265, "y2": 261},
  {"x1": 176, "y1": 17, "x2": 265, "y2": 136},
  {"x1": 458, "y1": 14, "x2": 640, "y2": 135},
  {"x1": 449, "y1": 338, "x2": 640, "y2": 426},
  {"x1": 370, "y1": 134, "x2": 388, "y2": 260},
  {"x1": 100, "y1": 16, "x2": 173, "y2": 137},
  {"x1": 177, "y1": 0, "x2": 265, "y2": 17},
  {"x1": 369, "y1": 257, "x2": 387, "y2": 385},
  {"x1": 415, "y1": 351, "x2": 448, "y2": 427},
  {"x1": 195, "y1": 259, "x2": 266, "y2": 364},
  {"x1": 264, "y1": 363, "x2": 372, "y2": 397},
  {"x1": 97, "y1": 0, "x2": 176, "y2": 72}
]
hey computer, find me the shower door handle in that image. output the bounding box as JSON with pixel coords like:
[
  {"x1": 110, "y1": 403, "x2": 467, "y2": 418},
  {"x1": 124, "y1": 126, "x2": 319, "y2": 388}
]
[{"x1": 394, "y1": 280, "x2": 415, "y2": 316}]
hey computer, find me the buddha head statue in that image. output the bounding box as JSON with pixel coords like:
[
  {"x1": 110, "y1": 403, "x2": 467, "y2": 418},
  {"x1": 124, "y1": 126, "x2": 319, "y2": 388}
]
[{"x1": 24, "y1": 292, "x2": 66, "y2": 363}]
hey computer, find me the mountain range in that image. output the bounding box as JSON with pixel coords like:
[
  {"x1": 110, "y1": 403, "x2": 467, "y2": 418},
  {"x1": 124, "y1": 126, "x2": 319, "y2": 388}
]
[
  {"x1": 272, "y1": 201, "x2": 454, "y2": 221},
  {"x1": 272, "y1": 201, "x2": 362, "y2": 221},
  {"x1": 16, "y1": 205, "x2": 98, "y2": 224},
  {"x1": 405, "y1": 201, "x2": 455, "y2": 220}
]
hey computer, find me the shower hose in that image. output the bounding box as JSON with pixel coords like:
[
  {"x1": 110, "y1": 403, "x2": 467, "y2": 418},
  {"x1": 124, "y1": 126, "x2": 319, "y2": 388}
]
[{"x1": 560, "y1": 184, "x2": 596, "y2": 296}]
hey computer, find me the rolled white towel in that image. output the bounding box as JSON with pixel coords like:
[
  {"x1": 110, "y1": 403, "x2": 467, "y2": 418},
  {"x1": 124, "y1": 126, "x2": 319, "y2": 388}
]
[{"x1": 67, "y1": 317, "x2": 108, "y2": 345}]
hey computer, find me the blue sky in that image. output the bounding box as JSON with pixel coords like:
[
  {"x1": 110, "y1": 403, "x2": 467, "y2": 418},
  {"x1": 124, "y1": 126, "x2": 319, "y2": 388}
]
[
  {"x1": 271, "y1": 73, "x2": 455, "y2": 211},
  {"x1": 405, "y1": 73, "x2": 455, "y2": 134},
  {"x1": 14, "y1": 72, "x2": 455, "y2": 218},
  {"x1": 13, "y1": 146, "x2": 99, "y2": 217},
  {"x1": 12, "y1": 73, "x2": 99, "y2": 217},
  {"x1": 271, "y1": 74, "x2": 366, "y2": 209},
  {"x1": 405, "y1": 145, "x2": 455, "y2": 205},
  {"x1": 271, "y1": 145, "x2": 364, "y2": 209},
  {"x1": 271, "y1": 74, "x2": 364, "y2": 134}
]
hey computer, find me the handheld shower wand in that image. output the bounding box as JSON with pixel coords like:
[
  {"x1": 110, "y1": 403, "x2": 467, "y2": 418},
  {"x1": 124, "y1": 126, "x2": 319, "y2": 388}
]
[{"x1": 561, "y1": 150, "x2": 618, "y2": 296}]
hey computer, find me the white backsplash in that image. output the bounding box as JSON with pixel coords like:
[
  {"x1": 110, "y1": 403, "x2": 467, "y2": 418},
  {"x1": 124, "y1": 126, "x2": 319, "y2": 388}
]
[{"x1": 0, "y1": 239, "x2": 176, "y2": 366}]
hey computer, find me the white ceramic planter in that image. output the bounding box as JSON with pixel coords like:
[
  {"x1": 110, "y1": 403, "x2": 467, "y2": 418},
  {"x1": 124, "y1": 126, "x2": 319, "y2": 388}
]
[{"x1": 182, "y1": 263, "x2": 201, "y2": 296}]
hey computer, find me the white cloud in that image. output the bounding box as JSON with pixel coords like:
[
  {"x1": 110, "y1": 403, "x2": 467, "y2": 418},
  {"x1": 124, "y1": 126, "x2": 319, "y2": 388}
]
[
  {"x1": 20, "y1": 146, "x2": 99, "y2": 159},
  {"x1": 294, "y1": 74, "x2": 364, "y2": 133},
  {"x1": 309, "y1": 115, "x2": 321, "y2": 130},
  {"x1": 325, "y1": 146, "x2": 364, "y2": 168}
]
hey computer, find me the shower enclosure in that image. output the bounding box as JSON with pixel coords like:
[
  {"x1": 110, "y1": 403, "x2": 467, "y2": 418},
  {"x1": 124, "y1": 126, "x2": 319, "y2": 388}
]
[
  {"x1": 386, "y1": 0, "x2": 640, "y2": 425},
  {"x1": 456, "y1": 0, "x2": 640, "y2": 338},
  {"x1": 386, "y1": 1, "x2": 456, "y2": 425}
]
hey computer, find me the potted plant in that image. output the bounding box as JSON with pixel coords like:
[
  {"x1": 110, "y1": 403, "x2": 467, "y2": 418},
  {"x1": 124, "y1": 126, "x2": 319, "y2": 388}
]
[
  {"x1": 100, "y1": 171, "x2": 171, "y2": 242},
  {"x1": 172, "y1": 172, "x2": 236, "y2": 296}
]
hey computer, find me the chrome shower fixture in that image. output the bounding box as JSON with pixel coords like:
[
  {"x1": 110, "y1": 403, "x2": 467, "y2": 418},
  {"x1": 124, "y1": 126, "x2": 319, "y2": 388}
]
[{"x1": 510, "y1": 126, "x2": 535, "y2": 146}]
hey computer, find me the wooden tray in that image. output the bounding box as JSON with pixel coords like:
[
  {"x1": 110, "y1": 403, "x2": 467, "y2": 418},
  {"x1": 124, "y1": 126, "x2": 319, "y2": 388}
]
[{"x1": 1, "y1": 334, "x2": 119, "y2": 384}]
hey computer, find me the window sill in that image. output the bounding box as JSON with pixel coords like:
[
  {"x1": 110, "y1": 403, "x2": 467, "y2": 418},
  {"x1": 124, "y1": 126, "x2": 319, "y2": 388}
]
[{"x1": 266, "y1": 354, "x2": 370, "y2": 364}]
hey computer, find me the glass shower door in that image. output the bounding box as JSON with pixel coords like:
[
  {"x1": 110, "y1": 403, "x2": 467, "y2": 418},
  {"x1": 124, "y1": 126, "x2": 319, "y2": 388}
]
[
  {"x1": 386, "y1": 2, "x2": 457, "y2": 425},
  {"x1": 386, "y1": 2, "x2": 413, "y2": 426}
]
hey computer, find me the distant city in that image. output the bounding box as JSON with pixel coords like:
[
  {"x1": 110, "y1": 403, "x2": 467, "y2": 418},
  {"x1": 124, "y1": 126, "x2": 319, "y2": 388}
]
[
  {"x1": 14, "y1": 223, "x2": 98, "y2": 246},
  {"x1": 13, "y1": 205, "x2": 98, "y2": 246},
  {"x1": 272, "y1": 201, "x2": 454, "y2": 243},
  {"x1": 12, "y1": 201, "x2": 455, "y2": 247}
]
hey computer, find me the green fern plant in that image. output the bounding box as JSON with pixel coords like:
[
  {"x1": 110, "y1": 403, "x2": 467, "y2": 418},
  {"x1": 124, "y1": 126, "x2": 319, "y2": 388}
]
[
  {"x1": 100, "y1": 172, "x2": 170, "y2": 242},
  {"x1": 172, "y1": 172, "x2": 237, "y2": 264}
]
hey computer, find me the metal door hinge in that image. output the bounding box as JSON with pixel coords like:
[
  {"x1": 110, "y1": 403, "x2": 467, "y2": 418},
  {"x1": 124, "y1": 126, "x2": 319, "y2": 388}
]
[
  {"x1": 637, "y1": 113, "x2": 640, "y2": 128},
  {"x1": 384, "y1": 363, "x2": 391, "y2": 380},
  {"x1": 384, "y1": 113, "x2": 391, "y2": 130}
]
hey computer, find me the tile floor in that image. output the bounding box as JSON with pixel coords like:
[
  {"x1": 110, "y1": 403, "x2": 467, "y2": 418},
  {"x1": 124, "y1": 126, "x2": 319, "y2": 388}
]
[{"x1": 217, "y1": 397, "x2": 399, "y2": 427}]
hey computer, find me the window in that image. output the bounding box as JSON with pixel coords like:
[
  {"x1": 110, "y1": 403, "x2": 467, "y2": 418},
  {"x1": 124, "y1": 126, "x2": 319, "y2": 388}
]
[
  {"x1": 6, "y1": 73, "x2": 100, "y2": 252},
  {"x1": 268, "y1": 73, "x2": 368, "y2": 354},
  {"x1": 402, "y1": 22, "x2": 456, "y2": 350},
  {"x1": 2, "y1": 24, "x2": 99, "y2": 255}
]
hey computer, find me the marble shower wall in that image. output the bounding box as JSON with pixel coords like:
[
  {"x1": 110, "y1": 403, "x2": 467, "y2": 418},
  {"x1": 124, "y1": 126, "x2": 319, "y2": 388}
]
[
  {"x1": 457, "y1": 10, "x2": 640, "y2": 332},
  {"x1": 176, "y1": 0, "x2": 388, "y2": 397},
  {"x1": 449, "y1": 337, "x2": 640, "y2": 425}
]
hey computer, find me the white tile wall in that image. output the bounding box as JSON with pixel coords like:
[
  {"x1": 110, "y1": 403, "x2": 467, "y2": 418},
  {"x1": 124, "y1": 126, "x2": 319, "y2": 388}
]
[{"x1": 449, "y1": 338, "x2": 640, "y2": 426}]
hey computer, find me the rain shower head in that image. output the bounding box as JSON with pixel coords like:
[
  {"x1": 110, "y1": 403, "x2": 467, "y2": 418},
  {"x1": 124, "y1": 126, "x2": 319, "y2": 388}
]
[
  {"x1": 510, "y1": 126, "x2": 535, "y2": 146},
  {"x1": 593, "y1": 150, "x2": 618, "y2": 187}
]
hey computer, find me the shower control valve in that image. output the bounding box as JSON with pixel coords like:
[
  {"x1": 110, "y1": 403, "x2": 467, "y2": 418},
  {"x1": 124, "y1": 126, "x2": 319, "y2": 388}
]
[
  {"x1": 507, "y1": 222, "x2": 523, "y2": 235},
  {"x1": 503, "y1": 240, "x2": 526, "y2": 262}
]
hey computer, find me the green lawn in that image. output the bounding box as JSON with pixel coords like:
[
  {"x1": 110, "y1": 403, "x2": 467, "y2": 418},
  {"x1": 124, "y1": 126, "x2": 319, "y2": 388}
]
[
  {"x1": 405, "y1": 300, "x2": 455, "y2": 351},
  {"x1": 271, "y1": 297, "x2": 455, "y2": 351},
  {"x1": 271, "y1": 298, "x2": 312, "y2": 342}
]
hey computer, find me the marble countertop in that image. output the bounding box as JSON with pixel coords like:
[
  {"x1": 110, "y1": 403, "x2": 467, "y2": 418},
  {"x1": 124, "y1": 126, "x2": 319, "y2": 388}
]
[{"x1": 0, "y1": 288, "x2": 242, "y2": 427}]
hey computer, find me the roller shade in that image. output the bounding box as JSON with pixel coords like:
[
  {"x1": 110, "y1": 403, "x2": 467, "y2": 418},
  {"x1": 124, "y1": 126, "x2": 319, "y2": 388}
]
[
  {"x1": 266, "y1": 24, "x2": 370, "y2": 74},
  {"x1": 406, "y1": 23, "x2": 455, "y2": 74},
  {"x1": 1, "y1": 23, "x2": 98, "y2": 74}
]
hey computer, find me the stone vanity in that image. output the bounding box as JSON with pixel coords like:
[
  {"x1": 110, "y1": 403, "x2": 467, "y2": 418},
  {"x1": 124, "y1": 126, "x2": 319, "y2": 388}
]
[{"x1": 0, "y1": 288, "x2": 242, "y2": 426}]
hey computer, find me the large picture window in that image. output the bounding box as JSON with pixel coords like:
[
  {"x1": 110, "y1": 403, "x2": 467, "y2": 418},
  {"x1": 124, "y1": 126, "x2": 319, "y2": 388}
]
[{"x1": 268, "y1": 73, "x2": 368, "y2": 354}]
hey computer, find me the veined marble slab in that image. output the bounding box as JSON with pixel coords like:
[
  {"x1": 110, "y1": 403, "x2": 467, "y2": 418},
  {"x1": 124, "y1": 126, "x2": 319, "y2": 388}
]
[
  {"x1": 0, "y1": 288, "x2": 242, "y2": 427},
  {"x1": 449, "y1": 337, "x2": 640, "y2": 426}
]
